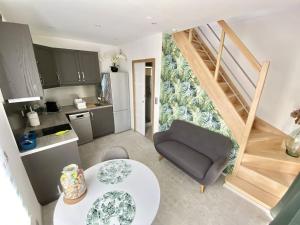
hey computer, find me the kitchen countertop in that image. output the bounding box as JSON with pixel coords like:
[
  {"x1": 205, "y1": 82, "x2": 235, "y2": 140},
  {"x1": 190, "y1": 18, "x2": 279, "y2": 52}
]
[{"x1": 20, "y1": 103, "x2": 113, "y2": 157}]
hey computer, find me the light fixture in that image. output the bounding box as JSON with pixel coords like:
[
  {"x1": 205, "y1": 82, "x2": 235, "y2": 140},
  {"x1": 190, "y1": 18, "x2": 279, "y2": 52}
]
[
  {"x1": 172, "y1": 28, "x2": 178, "y2": 32},
  {"x1": 146, "y1": 16, "x2": 153, "y2": 20}
]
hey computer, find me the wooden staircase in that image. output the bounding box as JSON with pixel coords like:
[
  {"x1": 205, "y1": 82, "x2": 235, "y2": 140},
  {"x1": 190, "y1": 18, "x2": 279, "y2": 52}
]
[{"x1": 173, "y1": 20, "x2": 300, "y2": 209}]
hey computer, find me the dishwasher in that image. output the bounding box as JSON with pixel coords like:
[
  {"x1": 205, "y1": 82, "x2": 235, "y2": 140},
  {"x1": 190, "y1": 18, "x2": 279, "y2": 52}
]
[{"x1": 69, "y1": 112, "x2": 93, "y2": 145}]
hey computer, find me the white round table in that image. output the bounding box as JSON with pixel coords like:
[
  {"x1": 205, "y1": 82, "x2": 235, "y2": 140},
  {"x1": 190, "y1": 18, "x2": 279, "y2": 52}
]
[{"x1": 53, "y1": 159, "x2": 160, "y2": 225}]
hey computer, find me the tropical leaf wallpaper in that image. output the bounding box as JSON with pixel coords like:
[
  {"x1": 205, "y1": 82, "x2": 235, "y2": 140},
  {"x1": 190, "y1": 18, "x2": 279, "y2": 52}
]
[{"x1": 159, "y1": 33, "x2": 239, "y2": 174}]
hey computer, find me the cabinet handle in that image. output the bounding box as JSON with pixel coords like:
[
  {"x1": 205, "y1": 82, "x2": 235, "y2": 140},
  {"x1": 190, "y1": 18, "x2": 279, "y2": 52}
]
[
  {"x1": 77, "y1": 72, "x2": 81, "y2": 81},
  {"x1": 56, "y1": 72, "x2": 60, "y2": 83},
  {"x1": 82, "y1": 72, "x2": 85, "y2": 81},
  {"x1": 90, "y1": 111, "x2": 94, "y2": 119}
]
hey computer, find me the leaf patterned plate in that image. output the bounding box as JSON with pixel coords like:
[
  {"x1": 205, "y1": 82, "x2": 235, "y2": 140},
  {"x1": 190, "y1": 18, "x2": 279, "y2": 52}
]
[
  {"x1": 86, "y1": 191, "x2": 136, "y2": 225},
  {"x1": 97, "y1": 160, "x2": 132, "y2": 184}
]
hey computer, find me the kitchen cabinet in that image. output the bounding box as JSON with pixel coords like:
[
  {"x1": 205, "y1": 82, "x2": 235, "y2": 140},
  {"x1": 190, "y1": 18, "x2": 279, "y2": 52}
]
[
  {"x1": 54, "y1": 48, "x2": 81, "y2": 85},
  {"x1": 34, "y1": 44, "x2": 59, "y2": 88},
  {"x1": 90, "y1": 106, "x2": 115, "y2": 138},
  {"x1": 0, "y1": 22, "x2": 43, "y2": 101},
  {"x1": 77, "y1": 51, "x2": 100, "y2": 84},
  {"x1": 54, "y1": 49, "x2": 100, "y2": 86},
  {"x1": 21, "y1": 141, "x2": 81, "y2": 205}
]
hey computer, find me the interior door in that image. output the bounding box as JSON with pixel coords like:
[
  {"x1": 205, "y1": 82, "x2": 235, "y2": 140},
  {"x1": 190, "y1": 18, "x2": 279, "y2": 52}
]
[
  {"x1": 54, "y1": 49, "x2": 81, "y2": 85},
  {"x1": 134, "y1": 63, "x2": 146, "y2": 136},
  {"x1": 77, "y1": 51, "x2": 100, "y2": 84}
]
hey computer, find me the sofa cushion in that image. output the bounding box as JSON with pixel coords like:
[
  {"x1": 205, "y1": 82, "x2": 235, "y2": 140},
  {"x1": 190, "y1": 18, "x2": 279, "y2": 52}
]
[
  {"x1": 156, "y1": 141, "x2": 212, "y2": 180},
  {"x1": 168, "y1": 120, "x2": 232, "y2": 161}
]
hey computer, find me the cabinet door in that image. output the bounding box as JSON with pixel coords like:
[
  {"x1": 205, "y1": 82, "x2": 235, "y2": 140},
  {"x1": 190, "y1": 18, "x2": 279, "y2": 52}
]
[
  {"x1": 21, "y1": 142, "x2": 81, "y2": 205},
  {"x1": 34, "y1": 44, "x2": 59, "y2": 88},
  {"x1": 0, "y1": 22, "x2": 43, "y2": 100},
  {"x1": 54, "y1": 49, "x2": 81, "y2": 85},
  {"x1": 90, "y1": 106, "x2": 115, "y2": 138},
  {"x1": 77, "y1": 51, "x2": 100, "y2": 84}
]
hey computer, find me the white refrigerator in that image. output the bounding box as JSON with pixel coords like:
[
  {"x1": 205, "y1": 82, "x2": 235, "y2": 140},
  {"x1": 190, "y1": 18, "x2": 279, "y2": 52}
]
[{"x1": 110, "y1": 72, "x2": 131, "y2": 133}]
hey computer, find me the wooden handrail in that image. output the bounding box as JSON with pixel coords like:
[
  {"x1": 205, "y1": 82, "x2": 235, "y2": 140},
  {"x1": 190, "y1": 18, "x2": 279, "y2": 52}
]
[
  {"x1": 218, "y1": 20, "x2": 262, "y2": 72},
  {"x1": 214, "y1": 30, "x2": 225, "y2": 80}
]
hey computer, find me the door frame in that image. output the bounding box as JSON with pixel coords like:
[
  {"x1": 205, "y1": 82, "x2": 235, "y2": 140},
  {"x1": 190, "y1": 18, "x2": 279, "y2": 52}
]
[{"x1": 132, "y1": 58, "x2": 156, "y2": 136}]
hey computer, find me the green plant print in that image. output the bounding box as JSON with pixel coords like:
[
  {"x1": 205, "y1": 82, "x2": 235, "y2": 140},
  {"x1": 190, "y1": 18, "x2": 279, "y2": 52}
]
[{"x1": 159, "y1": 33, "x2": 239, "y2": 174}]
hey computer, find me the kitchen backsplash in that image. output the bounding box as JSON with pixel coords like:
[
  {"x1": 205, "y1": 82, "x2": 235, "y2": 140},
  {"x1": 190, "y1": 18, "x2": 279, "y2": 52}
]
[{"x1": 43, "y1": 85, "x2": 97, "y2": 106}]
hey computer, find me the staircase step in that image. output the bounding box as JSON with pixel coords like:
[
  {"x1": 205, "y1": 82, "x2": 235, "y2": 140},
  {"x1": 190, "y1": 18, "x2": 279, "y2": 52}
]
[
  {"x1": 243, "y1": 165, "x2": 295, "y2": 187},
  {"x1": 225, "y1": 175, "x2": 279, "y2": 209},
  {"x1": 239, "y1": 109, "x2": 248, "y2": 122},
  {"x1": 237, "y1": 165, "x2": 288, "y2": 198},
  {"x1": 203, "y1": 60, "x2": 216, "y2": 71},
  {"x1": 242, "y1": 151, "x2": 300, "y2": 175},
  {"x1": 219, "y1": 82, "x2": 230, "y2": 92},
  {"x1": 248, "y1": 129, "x2": 284, "y2": 143},
  {"x1": 198, "y1": 51, "x2": 209, "y2": 60}
]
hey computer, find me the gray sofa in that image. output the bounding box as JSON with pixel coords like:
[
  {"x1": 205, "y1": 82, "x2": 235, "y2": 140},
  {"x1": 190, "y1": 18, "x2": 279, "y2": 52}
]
[{"x1": 153, "y1": 120, "x2": 232, "y2": 192}]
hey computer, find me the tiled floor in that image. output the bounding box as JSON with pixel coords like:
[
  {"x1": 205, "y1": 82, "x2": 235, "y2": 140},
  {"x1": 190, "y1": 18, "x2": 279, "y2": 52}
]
[{"x1": 43, "y1": 130, "x2": 272, "y2": 225}]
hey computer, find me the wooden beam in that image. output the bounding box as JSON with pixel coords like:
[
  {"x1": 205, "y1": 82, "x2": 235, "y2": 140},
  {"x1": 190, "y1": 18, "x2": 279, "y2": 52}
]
[
  {"x1": 232, "y1": 61, "x2": 270, "y2": 175},
  {"x1": 214, "y1": 30, "x2": 225, "y2": 80},
  {"x1": 188, "y1": 29, "x2": 193, "y2": 42},
  {"x1": 218, "y1": 20, "x2": 262, "y2": 72}
]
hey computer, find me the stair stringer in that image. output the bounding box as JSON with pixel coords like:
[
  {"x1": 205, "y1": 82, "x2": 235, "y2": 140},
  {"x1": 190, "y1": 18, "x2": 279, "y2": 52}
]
[{"x1": 173, "y1": 31, "x2": 245, "y2": 144}]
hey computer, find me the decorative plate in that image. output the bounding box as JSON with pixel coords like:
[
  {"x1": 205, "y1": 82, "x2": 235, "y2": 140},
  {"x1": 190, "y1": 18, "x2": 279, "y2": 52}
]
[
  {"x1": 97, "y1": 160, "x2": 132, "y2": 184},
  {"x1": 86, "y1": 191, "x2": 136, "y2": 225}
]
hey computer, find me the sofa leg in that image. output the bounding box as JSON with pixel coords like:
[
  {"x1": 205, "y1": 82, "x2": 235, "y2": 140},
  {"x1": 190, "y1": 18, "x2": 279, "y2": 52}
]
[
  {"x1": 200, "y1": 184, "x2": 205, "y2": 193},
  {"x1": 159, "y1": 155, "x2": 164, "y2": 161}
]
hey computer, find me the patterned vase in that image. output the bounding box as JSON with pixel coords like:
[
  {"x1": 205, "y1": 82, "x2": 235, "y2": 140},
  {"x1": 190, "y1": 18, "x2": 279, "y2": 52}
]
[{"x1": 60, "y1": 164, "x2": 87, "y2": 202}]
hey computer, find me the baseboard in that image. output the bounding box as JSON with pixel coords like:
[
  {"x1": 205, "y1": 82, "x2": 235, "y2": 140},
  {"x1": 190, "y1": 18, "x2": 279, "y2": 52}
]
[{"x1": 223, "y1": 182, "x2": 272, "y2": 218}]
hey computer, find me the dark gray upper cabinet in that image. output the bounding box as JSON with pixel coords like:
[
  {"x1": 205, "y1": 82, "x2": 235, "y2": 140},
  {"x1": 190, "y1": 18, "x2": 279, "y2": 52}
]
[
  {"x1": 34, "y1": 44, "x2": 59, "y2": 89},
  {"x1": 54, "y1": 49, "x2": 100, "y2": 86},
  {"x1": 90, "y1": 106, "x2": 114, "y2": 138},
  {"x1": 54, "y1": 48, "x2": 81, "y2": 86},
  {"x1": 0, "y1": 22, "x2": 43, "y2": 100},
  {"x1": 78, "y1": 51, "x2": 100, "y2": 84}
]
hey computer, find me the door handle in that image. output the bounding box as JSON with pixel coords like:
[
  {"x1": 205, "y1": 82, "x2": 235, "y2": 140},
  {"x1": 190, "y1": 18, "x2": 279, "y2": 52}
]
[
  {"x1": 82, "y1": 72, "x2": 85, "y2": 81},
  {"x1": 77, "y1": 72, "x2": 81, "y2": 81}
]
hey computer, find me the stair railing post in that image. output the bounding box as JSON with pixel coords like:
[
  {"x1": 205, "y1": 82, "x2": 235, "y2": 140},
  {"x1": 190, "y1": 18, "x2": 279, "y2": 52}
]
[
  {"x1": 232, "y1": 61, "x2": 270, "y2": 175},
  {"x1": 188, "y1": 29, "x2": 193, "y2": 42},
  {"x1": 214, "y1": 30, "x2": 225, "y2": 80}
]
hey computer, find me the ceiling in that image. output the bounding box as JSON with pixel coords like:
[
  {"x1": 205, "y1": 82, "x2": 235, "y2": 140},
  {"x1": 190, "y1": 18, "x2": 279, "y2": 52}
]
[{"x1": 0, "y1": 0, "x2": 299, "y2": 45}]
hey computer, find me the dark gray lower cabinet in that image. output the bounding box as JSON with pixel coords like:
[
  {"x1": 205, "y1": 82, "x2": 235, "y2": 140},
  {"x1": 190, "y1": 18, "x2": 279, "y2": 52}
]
[
  {"x1": 90, "y1": 106, "x2": 115, "y2": 138},
  {"x1": 21, "y1": 141, "x2": 81, "y2": 205}
]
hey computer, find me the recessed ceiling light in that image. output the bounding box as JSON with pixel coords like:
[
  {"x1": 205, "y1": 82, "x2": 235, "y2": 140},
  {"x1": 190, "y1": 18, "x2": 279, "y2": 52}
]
[
  {"x1": 95, "y1": 24, "x2": 101, "y2": 28},
  {"x1": 146, "y1": 16, "x2": 153, "y2": 20},
  {"x1": 172, "y1": 28, "x2": 178, "y2": 32}
]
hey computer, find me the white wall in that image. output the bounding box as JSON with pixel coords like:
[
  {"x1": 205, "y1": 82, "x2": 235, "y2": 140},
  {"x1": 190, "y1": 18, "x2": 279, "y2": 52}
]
[
  {"x1": 0, "y1": 91, "x2": 42, "y2": 225},
  {"x1": 120, "y1": 33, "x2": 163, "y2": 132}
]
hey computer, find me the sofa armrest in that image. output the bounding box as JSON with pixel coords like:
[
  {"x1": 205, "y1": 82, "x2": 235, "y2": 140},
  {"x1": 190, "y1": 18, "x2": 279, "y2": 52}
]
[
  {"x1": 202, "y1": 158, "x2": 228, "y2": 185},
  {"x1": 153, "y1": 130, "x2": 171, "y2": 146}
]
